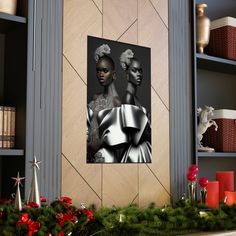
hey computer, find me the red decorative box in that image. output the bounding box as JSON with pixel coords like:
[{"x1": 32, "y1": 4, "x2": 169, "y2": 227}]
[
  {"x1": 207, "y1": 17, "x2": 236, "y2": 60},
  {"x1": 203, "y1": 109, "x2": 236, "y2": 152}
]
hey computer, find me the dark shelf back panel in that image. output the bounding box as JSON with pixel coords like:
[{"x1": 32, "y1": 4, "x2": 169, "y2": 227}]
[
  {"x1": 197, "y1": 69, "x2": 236, "y2": 110},
  {"x1": 198, "y1": 157, "x2": 236, "y2": 189}
]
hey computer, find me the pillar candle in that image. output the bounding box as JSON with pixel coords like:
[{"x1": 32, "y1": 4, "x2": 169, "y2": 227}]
[
  {"x1": 216, "y1": 171, "x2": 234, "y2": 201},
  {"x1": 206, "y1": 181, "x2": 219, "y2": 208},
  {"x1": 224, "y1": 191, "x2": 236, "y2": 206}
]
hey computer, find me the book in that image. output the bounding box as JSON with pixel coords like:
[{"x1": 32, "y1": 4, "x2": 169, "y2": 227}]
[
  {"x1": 10, "y1": 107, "x2": 16, "y2": 148},
  {"x1": 0, "y1": 106, "x2": 3, "y2": 148},
  {"x1": 3, "y1": 106, "x2": 10, "y2": 148}
]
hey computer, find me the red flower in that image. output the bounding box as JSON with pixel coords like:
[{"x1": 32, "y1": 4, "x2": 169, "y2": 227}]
[
  {"x1": 60, "y1": 196, "x2": 72, "y2": 204},
  {"x1": 17, "y1": 213, "x2": 40, "y2": 236},
  {"x1": 40, "y1": 196, "x2": 47, "y2": 203},
  {"x1": 28, "y1": 221, "x2": 40, "y2": 236},
  {"x1": 83, "y1": 208, "x2": 94, "y2": 222},
  {"x1": 47, "y1": 234, "x2": 52, "y2": 236},
  {"x1": 188, "y1": 164, "x2": 199, "y2": 174},
  {"x1": 56, "y1": 213, "x2": 65, "y2": 226},
  {"x1": 199, "y1": 177, "x2": 208, "y2": 188},
  {"x1": 187, "y1": 171, "x2": 197, "y2": 181},
  {"x1": 25, "y1": 202, "x2": 39, "y2": 209},
  {"x1": 17, "y1": 213, "x2": 29, "y2": 225},
  {"x1": 58, "y1": 232, "x2": 65, "y2": 236},
  {"x1": 56, "y1": 212, "x2": 77, "y2": 226}
]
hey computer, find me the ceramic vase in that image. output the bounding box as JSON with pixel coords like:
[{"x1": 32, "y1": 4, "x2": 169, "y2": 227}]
[{"x1": 196, "y1": 3, "x2": 210, "y2": 53}]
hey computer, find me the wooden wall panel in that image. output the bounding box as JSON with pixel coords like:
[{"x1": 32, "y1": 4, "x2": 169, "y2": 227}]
[
  {"x1": 150, "y1": 0, "x2": 168, "y2": 26},
  {"x1": 138, "y1": 0, "x2": 169, "y2": 108},
  {"x1": 62, "y1": 59, "x2": 102, "y2": 197},
  {"x1": 63, "y1": 0, "x2": 102, "y2": 79},
  {"x1": 93, "y1": 0, "x2": 102, "y2": 13},
  {"x1": 103, "y1": 0, "x2": 137, "y2": 40},
  {"x1": 62, "y1": 0, "x2": 170, "y2": 208},
  {"x1": 62, "y1": 156, "x2": 101, "y2": 206}
]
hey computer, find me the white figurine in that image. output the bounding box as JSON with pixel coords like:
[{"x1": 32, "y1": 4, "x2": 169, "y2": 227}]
[{"x1": 197, "y1": 106, "x2": 218, "y2": 152}]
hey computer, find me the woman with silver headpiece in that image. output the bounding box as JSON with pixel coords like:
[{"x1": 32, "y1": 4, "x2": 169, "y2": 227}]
[
  {"x1": 87, "y1": 44, "x2": 121, "y2": 162},
  {"x1": 119, "y1": 49, "x2": 152, "y2": 163}
]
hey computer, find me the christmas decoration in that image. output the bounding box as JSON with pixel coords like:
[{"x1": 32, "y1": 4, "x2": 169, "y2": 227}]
[
  {"x1": 28, "y1": 156, "x2": 41, "y2": 207},
  {"x1": 11, "y1": 172, "x2": 25, "y2": 211},
  {"x1": 187, "y1": 165, "x2": 198, "y2": 204},
  {"x1": 199, "y1": 177, "x2": 208, "y2": 204},
  {"x1": 2, "y1": 196, "x2": 236, "y2": 235}
]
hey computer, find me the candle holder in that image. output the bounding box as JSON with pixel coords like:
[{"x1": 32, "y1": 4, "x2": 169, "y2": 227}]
[
  {"x1": 188, "y1": 181, "x2": 196, "y2": 204},
  {"x1": 200, "y1": 187, "x2": 207, "y2": 204}
]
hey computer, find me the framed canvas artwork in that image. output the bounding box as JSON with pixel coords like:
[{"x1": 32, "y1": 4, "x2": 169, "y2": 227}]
[{"x1": 87, "y1": 36, "x2": 151, "y2": 163}]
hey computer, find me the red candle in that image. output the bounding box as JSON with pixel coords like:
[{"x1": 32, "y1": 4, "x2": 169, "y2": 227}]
[
  {"x1": 206, "y1": 181, "x2": 219, "y2": 208},
  {"x1": 224, "y1": 191, "x2": 236, "y2": 206},
  {"x1": 216, "y1": 171, "x2": 234, "y2": 201}
]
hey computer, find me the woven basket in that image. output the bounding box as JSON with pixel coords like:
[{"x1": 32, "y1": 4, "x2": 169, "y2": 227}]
[
  {"x1": 0, "y1": 0, "x2": 17, "y2": 15},
  {"x1": 207, "y1": 17, "x2": 236, "y2": 60},
  {"x1": 203, "y1": 119, "x2": 236, "y2": 152}
]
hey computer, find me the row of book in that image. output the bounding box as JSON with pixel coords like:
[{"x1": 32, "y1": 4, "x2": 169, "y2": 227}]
[{"x1": 0, "y1": 106, "x2": 16, "y2": 149}]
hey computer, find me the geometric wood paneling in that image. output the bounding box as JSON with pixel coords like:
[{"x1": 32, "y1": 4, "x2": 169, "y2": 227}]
[
  {"x1": 148, "y1": 91, "x2": 170, "y2": 191},
  {"x1": 139, "y1": 164, "x2": 170, "y2": 208},
  {"x1": 150, "y1": 0, "x2": 168, "y2": 27},
  {"x1": 62, "y1": 0, "x2": 170, "y2": 207},
  {"x1": 92, "y1": 0, "x2": 103, "y2": 13},
  {"x1": 118, "y1": 21, "x2": 138, "y2": 45},
  {"x1": 138, "y1": 0, "x2": 169, "y2": 108},
  {"x1": 103, "y1": 0, "x2": 137, "y2": 40},
  {"x1": 63, "y1": 0, "x2": 102, "y2": 80},
  {"x1": 62, "y1": 156, "x2": 101, "y2": 207},
  {"x1": 62, "y1": 58, "x2": 102, "y2": 197},
  {"x1": 103, "y1": 164, "x2": 139, "y2": 207}
]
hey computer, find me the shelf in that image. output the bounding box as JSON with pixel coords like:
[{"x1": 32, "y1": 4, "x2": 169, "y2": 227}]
[
  {"x1": 198, "y1": 152, "x2": 236, "y2": 158},
  {"x1": 0, "y1": 149, "x2": 24, "y2": 156},
  {"x1": 197, "y1": 53, "x2": 236, "y2": 75},
  {"x1": 0, "y1": 12, "x2": 26, "y2": 33}
]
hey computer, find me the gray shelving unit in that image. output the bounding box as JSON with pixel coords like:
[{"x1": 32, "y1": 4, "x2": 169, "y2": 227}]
[
  {"x1": 0, "y1": 0, "x2": 62, "y2": 200},
  {"x1": 194, "y1": 0, "x2": 236, "y2": 185},
  {"x1": 0, "y1": 4, "x2": 28, "y2": 198}
]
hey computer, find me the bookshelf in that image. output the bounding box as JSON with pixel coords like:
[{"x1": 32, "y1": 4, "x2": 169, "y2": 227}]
[
  {"x1": 0, "y1": 2, "x2": 28, "y2": 198},
  {"x1": 193, "y1": 0, "x2": 236, "y2": 185}
]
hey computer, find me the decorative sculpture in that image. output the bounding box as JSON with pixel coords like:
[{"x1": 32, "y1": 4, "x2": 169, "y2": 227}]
[
  {"x1": 11, "y1": 172, "x2": 25, "y2": 211},
  {"x1": 197, "y1": 106, "x2": 218, "y2": 152},
  {"x1": 28, "y1": 156, "x2": 41, "y2": 207}
]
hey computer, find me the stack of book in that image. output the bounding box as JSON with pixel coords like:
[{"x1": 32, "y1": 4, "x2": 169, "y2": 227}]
[{"x1": 0, "y1": 106, "x2": 16, "y2": 149}]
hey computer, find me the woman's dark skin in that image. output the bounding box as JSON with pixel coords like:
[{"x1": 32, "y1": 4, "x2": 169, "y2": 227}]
[
  {"x1": 88, "y1": 56, "x2": 121, "y2": 162},
  {"x1": 123, "y1": 59, "x2": 143, "y2": 106}
]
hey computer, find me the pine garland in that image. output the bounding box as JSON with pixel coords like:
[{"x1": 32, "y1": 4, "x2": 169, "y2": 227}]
[{"x1": 2, "y1": 197, "x2": 236, "y2": 235}]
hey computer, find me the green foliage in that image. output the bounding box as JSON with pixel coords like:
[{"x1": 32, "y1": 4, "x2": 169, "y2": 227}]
[{"x1": 2, "y1": 198, "x2": 236, "y2": 235}]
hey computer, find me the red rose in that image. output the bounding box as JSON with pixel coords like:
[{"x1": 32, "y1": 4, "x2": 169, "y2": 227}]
[
  {"x1": 83, "y1": 208, "x2": 94, "y2": 222},
  {"x1": 60, "y1": 196, "x2": 72, "y2": 204},
  {"x1": 188, "y1": 164, "x2": 199, "y2": 174},
  {"x1": 17, "y1": 213, "x2": 29, "y2": 225},
  {"x1": 28, "y1": 221, "x2": 40, "y2": 236},
  {"x1": 198, "y1": 177, "x2": 208, "y2": 188},
  {"x1": 56, "y1": 213, "x2": 65, "y2": 226},
  {"x1": 187, "y1": 171, "x2": 197, "y2": 181},
  {"x1": 58, "y1": 232, "x2": 65, "y2": 236},
  {"x1": 40, "y1": 196, "x2": 47, "y2": 203}
]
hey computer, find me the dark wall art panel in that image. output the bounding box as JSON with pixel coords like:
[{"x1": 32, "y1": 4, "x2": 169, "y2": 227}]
[{"x1": 87, "y1": 36, "x2": 151, "y2": 163}]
